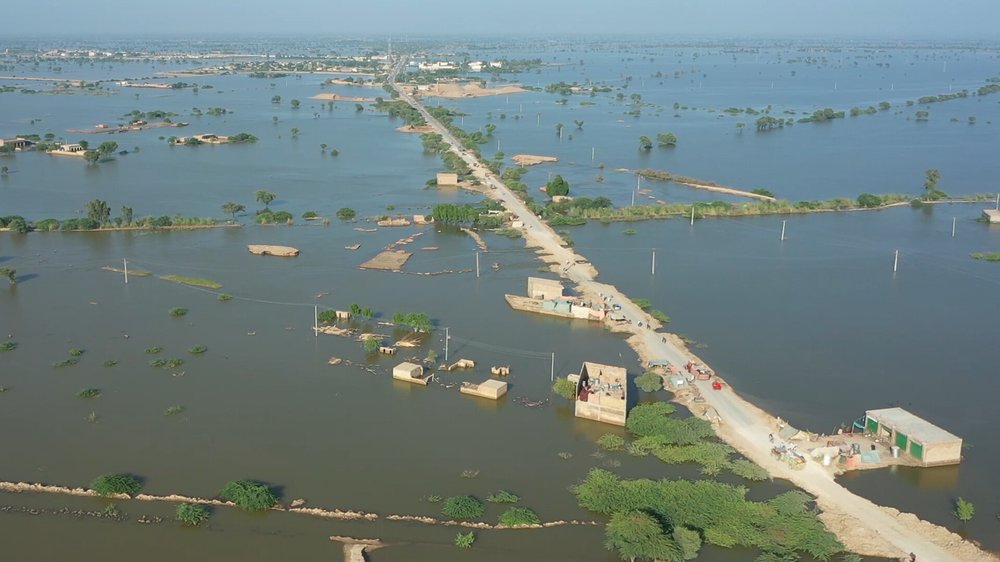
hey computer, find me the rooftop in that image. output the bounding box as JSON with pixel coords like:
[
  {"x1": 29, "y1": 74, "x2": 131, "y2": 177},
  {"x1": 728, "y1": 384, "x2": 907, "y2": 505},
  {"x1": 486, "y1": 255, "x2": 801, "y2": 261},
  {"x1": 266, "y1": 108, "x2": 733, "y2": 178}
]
[{"x1": 866, "y1": 407, "x2": 961, "y2": 444}]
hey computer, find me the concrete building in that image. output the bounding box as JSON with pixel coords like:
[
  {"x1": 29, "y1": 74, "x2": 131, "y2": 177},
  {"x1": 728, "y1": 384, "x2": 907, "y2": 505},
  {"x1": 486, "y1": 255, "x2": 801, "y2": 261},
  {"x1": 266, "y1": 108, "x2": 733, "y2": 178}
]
[
  {"x1": 865, "y1": 408, "x2": 962, "y2": 466},
  {"x1": 436, "y1": 172, "x2": 459, "y2": 186},
  {"x1": 392, "y1": 362, "x2": 427, "y2": 385},
  {"x1": 460, "y1": 379, "x2": 508, "y2": 400},
  {"x1": 527, "y1": 277, "x2": 564, "y2": 300},
  {"x1": 983, "y1": 209, "x2": 1000, "y2": 224},
  {"x1": 574, "y1": 362, "x2": 628, "y2": 426},
  {"x1": 0, "y1": 138, "x2": 34, "y2": 150}
]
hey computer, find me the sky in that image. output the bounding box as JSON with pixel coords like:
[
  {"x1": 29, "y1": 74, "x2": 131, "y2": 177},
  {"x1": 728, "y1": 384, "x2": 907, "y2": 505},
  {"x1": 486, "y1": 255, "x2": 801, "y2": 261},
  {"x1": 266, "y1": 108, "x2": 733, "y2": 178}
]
[{"x1": 6, "y1": 0, "x2": 1000, "y2": 38}]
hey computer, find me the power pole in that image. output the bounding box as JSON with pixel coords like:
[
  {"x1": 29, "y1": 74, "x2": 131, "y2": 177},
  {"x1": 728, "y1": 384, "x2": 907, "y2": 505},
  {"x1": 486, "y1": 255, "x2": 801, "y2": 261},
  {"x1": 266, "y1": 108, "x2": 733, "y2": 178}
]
[
  {"x1": 952, "y1": 217, "x2": 956, "y2": 238},
  {"x1": 550, "y1": 352, "x2": 555, "y2": 382},
  {"x1": 893, "y1": 250, "x2": 899, "y2": 273},
  {"x1": 690, "y1": 206, "x2": 695, "y2": 225},
  {"x1": 123, "y1": 258, "x2": 128, "y2": 284},
  {"x1": 476, "y1": 251, "x2": 480, "y2": 278},
  {"x1": 780, "y1": 220, "x2": 786, "y2": 242},
  {"x1": 444, "y1": 327, "x2": 450, "y2": 362},
  {"x1": 314, "y1": 306, "x2": 319, "y2": 337},
  {"x1": 651, "y1": 249, "x2": 656, "y2": 276}
]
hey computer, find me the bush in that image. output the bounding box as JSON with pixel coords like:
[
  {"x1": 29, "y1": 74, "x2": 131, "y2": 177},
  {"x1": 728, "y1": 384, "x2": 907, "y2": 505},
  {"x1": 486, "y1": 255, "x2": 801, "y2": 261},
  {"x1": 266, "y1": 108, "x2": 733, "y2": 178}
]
[
  {"x1": 219, "y1": 480, "x2": 278, "y2": 511},
  {"x1": 103, "y1": 359, "x2": 118, "y2": 367},
  {"x1": 218, "y1": 293, "x2": 233, "y2": 301},
  {"x1": 728, "y1": 459, "x2": 770, "y2": 481},
  {"x1": 635, "y1": 371, "x2": 663, "y2": 393},
  {"x1": 441, "y1": 495, "x2": 484, "y2": 520},
  {"x1": 145, "y1": 347, "x2": 163, "y2": 354},
  {"x1": 486, "y1": 490, "x2": 520, "y2": 503},
  {"x1": 0, "y1": 342, "x2": 17, "y2": 352},
  {"x1": 597, "y1": 434, "x2": 626, "y2": 451},
  {"x1": 454, "y1": 531, "x2": 475, "y2": 549},
  {"x1": 552, "y1": 378, "x2": 576, "y2": 400},
  {"x1": 650, "y1": 310, "x2": 670, "y2": 323},
  {"x1": 302, "y1": 210, "x2": 318, "y2": 219},
  {"x1": 188, "y1": 345, "x2": 207, "y2": 354},
  {"x1": 856, "y1": 193, "x2": 882, "y2": 208},
  {"x1": 91, "y1": 473, "x2": 141, "y2": 497},
  {"x1": 955, "y1": 497, "x2": 975, "y2": 521},
  {"x1": 176, "y1": 503, "x2": 210, "y2": 526},
  {"x1": 362, "y1": 337, "x2": 381, "y2": 352},
  {"x1": 169, "y1": 307, "x2": 188, "y2": 317},
  {"x1": 165, "y1": 405, "x2": 184, "y2": 416},
  {"x1": 77, "y1": 388, "x2": 101, "y2": 398},
  {"x1": 68, "y1": 348, "x2": 85, "y2": 357},
  {"x1": 52, "y1": 358, "x2": 79, "y2": 368},
  {"x1": 336, "y1": 207, "x2": 356, "y2": 220},
  {"x1": 498, "y1": 507, "x2": 540, "y2": 526}
]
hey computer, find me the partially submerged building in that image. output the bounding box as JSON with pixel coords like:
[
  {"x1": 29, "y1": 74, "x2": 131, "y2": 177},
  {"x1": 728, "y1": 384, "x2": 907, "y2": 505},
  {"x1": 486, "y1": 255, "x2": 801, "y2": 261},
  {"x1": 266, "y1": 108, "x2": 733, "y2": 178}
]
[
  {"x1": 574, "y1": 362, "x2": 628, "y2": 426},
  {"x1": 864, "y1": 407, "x2": 962, "y2": 466},
  {"x1": 460, "y1": 379, "x2": 508, "y2": 400},
  {"x1": 527, "y1": 277, "x2": 563, "y2": 300},
  {"x1": 392, "y1": 361, "x2": 428, "y2": 386},
  {"x1": 505, "y1": 277, "x2": 608, "y2": 321}
]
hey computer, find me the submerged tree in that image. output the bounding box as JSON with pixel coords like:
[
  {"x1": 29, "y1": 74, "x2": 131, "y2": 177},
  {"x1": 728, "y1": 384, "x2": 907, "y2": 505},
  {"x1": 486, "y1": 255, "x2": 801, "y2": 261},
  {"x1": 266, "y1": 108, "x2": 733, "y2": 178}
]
[
  {"x1": 0, "y1": 267, "x2": 16, "y2": 285},
  {"x1": 254, "y1": 190, "x2": 276, "y2": 211},
  {"x1": 222, "y1": 202, "x2": 246, "y2": 220},
  {"x1": 86, "y1": 199, "x2": 111, "y2": 225}
]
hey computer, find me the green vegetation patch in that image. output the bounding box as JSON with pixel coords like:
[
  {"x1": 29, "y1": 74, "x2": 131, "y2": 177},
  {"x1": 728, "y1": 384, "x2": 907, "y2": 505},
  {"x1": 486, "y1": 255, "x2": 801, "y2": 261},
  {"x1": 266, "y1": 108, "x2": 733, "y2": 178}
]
[
  {"x1": 219, "y1": 480, "x2": 278, "y2": 511},
  {"x1": 454, "y1": 531, "x2": 476, "y2": 549},
  {"x1": 498, "y1": 507, "x2": 540, "y2": 527},
  {"x1": 597, "y1": 434, "x2": 626, "y2": 451},
  {"x1": 160, "y1": 275, "x2": 223, "y2": 289},
  {"x1": 145, "y1": 347, "x2": 163, "y2": 354},
  {"x1": 485, "y1": 490, "x2": 520, "y2": 504},
  {"x1": 635, "y1": 371, "x2": 663, "y2": 393},
  {"x1": 176, "y1": 503, "x2": 210, "y2": 526},
  {"x1": 441, "y1": 495, "x2": 485, "y2": 520},
  {"x1": 218, "y1": 293, "x2": 233, "y2": 301},
  {"x1": 103, "y1": 359, "x2": 118, "y2": 367},
  {"x1": 77, "y1": 388, "x2": 101, "y2": 399},
  {"x1": 165, "y1": 405, "x2": 184, "y2": 416},
  {"x1": 0, "y1": 342, "x2": 17, "y2": 352},
  {"x1": 971, "y1": 252, "x2": 1000, "y2": 262},
  {"x1": 574, "y1": 470, "x2": 842, "y2": 561},
  {"x1": 169, "y1": 307, "x2": 188, "y2": 317},
  {"x1": 552, "y1": 378, "x2": 576, "y2": 400},
  {"x1": 188, "y1": 345, "x2": 208, "y2": 355},
  {"x1": 53, "y1": 358, "x2": 79, "y2": 368},
  {"x1": 68, "y1": 348, "x2": 85, "y2": 357},
  {"x1": 91, "y1": 473, "x2": 142, "y2": 497}
]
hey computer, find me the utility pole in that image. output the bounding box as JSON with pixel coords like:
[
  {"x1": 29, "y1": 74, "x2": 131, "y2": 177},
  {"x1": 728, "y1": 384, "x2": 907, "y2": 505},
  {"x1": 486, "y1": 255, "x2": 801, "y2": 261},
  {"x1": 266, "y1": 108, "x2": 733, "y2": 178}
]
[
  {"x1": 536, "y1": 113, "x2": 540, "y2": 126},
  {"x1": 690, "y1": 206, "x2": 695, "y2": 225},
  {"x1": 893, "y1": 250, "x2": 899, "y2": 273},
  {"x1": 651, "y1": 249, "x2": 656, "y2": 276},
  {"x1": 550, "y1": 352, "x2": 555, "y2": 382},
  {"x1": 123, "y1": 258, "x2": 128, "y2": 284},
  {"x1": 631, "y1": 188, "x2": 636, "y2": 207},
  {"x1": 476, "y1": 251, "x2": 480, "y2": 278},
  {"x1": 780, "y1": 220, "x2": 786, "y2": 242},
  {"x1": 445, "y1": 327, "x2": 450, "y2": 362},
  {"x1": 314, "y1": 306, "x2": 319, "y2": 337},
  {"x1": 592, "y1": 146, "x2": 595, "y2": 161},
  {"x1": 952, "y1": 217, "x2": 956, "y2": 238}
]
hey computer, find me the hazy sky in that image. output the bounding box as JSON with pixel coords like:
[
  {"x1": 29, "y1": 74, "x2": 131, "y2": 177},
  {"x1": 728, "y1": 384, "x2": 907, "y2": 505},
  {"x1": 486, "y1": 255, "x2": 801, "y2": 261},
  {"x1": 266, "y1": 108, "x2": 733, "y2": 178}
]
[{"x1": 7, "y1": 0, "x2": 1000, "y2": 38}]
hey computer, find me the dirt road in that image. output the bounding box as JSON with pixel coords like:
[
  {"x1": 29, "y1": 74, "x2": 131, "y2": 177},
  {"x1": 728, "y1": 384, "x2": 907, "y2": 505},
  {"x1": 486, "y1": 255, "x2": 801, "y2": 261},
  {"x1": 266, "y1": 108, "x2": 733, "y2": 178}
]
[{"x1": 386, "y1": 57, "x2": 993, "y2": 562}]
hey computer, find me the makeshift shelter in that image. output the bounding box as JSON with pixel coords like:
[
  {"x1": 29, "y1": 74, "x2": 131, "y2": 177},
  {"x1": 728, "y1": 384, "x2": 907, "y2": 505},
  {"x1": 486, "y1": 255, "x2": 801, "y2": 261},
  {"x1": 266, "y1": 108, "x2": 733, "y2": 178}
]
[{"x1": 865, "y1": 407, "x2": 962, "y2": 466}]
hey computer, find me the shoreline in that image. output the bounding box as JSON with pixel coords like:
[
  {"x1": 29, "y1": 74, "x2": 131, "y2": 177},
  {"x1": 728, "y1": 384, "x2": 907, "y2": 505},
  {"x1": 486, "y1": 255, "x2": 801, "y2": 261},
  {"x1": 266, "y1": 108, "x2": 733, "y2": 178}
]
[{"x1": 387, "y1": 57, "x2": 996, "y2": 562}]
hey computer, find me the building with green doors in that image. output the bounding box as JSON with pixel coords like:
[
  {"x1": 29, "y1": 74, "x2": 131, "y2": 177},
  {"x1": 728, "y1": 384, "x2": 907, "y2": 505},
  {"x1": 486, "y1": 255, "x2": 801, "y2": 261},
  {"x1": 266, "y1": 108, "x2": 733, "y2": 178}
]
[{"x1": 865, "y1": 407, "x2": 962, "y2": 466}]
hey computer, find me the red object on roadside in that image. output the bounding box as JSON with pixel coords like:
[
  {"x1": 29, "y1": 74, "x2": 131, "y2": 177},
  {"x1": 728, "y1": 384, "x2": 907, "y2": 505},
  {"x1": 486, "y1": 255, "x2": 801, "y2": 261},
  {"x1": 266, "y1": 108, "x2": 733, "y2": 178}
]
[{"x1": 712, "y1": 381, "x2": 722, "y2": 390}]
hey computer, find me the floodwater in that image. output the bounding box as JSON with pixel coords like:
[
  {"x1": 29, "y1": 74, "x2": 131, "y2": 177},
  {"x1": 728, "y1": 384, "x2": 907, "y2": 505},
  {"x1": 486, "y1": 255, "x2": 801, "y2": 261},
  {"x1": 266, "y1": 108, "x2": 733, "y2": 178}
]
[{"x1": 2, "y1": 36, "x2": 998, "y2": 560}]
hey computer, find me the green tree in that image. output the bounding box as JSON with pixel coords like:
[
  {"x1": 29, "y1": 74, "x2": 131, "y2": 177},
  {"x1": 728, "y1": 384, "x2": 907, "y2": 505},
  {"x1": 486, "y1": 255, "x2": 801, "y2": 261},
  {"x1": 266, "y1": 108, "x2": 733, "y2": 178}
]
[
  {"x1": 222, "y1": 202, "x2": 245, "y2": 220},
  {"x1": 336, "y1": 207, "x2": 356, "y2": 220},
  {"x1": 219, "y1": 480, "x2": 278, "y2": 511},
  {"x1": 290, "y1": 127, "x2": 299, "y2": 137},
  {"x1": 484, "y1": 123, "x2": 496, "y2": 136},
  {"x1": 91, "y1": 473, "x2": 142, "y2": 497},
  {"x1": 954, "y1": 497, "x2": 975, "y2": 522},
  {"x1": 78, "y1": 140, "x2": 89, "y2": 150},
  {"x1": 86, "y1": 199, "x2": 111, "y2": 225},
  {"x1": 176, "y1": 503, "x2": 210, "y2": 526},
  {"x1": 1, "y1": 166, "x2": 8, "y2": 176},
  {"x1": 856, "y1": 193, "x2": 882, "y2": 208},
  {"x1": 552, "y1": 378, "x2": 576, "y2": 400},
  {"x1": 271, "y1": 95, "x2": 281, "y2": 104},
  {"x1": 441, "y1": 496, "x2": 485, "y2": 520},
  {"x1": 83, "y1": 150, "x2": 100, "y2": 164},
  {"x1": 923, "y1": 169, "x2": 945, "y2": 200},
  {"x1": 0, "y1": 267, "x2": 16, "y2": 285},
  {"x1": 555, "y1": 123, "x2": 564, "y2": 137},
  {"x1": 605, "y1": 510, "x2": 683, "y2": 562},
  {"x1": 639, "y1": 136, "x2": 653, "y2": 150},
  {"x1": 255, "y1": 190, "x2": 276, "y2": 211},
  {"x1": 574, "y1": 119, "x2": 584, "y2": 130},
  {"x1": 119, "y1": 206, "x2": 133, "y2": 226},
  {"x1": 354, "y1": 103, "x2": 364, "y2": 112},
  {"x1": 97, "y1": 141, "x2": 118, "y2": 155},
  {"x1": 656, "y1": 132, "x2": 677, "y2": 147},
  {"x1": 290, "y1": 99, "x2": 301, "y2": 109},
  {"x1": 635, "y1": 371, "x2": 663, "y2": 393},
  {"x1": 546, "y1": 174, "x2": 570, "y2": 197}
]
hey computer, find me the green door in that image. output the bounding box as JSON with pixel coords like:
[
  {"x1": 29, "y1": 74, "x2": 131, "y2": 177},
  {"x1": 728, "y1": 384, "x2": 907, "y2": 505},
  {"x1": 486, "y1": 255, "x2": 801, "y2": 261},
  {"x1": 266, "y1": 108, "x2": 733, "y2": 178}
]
[
  {"x1": 866, "y1": 417, "x2": 879, "y2": 433},
  {"x1": 895, "y1": 431, "x2": 908, "y2": 449},
  {"x1": 910, "y1": 441, "x2": 924, "y2": 460}
]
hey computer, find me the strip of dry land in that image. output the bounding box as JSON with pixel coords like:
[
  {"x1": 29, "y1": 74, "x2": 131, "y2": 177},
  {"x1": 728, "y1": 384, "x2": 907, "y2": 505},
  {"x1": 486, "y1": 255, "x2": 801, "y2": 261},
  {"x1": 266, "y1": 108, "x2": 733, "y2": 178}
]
[{"x1": 387, "y1": 57, "x2": 995, "y2": 562}]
